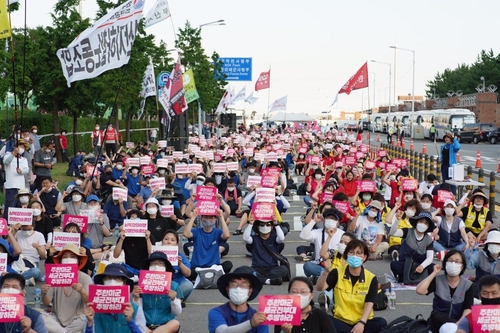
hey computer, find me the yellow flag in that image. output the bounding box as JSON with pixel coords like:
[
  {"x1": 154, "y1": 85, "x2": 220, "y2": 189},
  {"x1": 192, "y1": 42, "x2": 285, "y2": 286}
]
[{"x1": 0, "y1": 0, "x2": 11, "y2": 40}]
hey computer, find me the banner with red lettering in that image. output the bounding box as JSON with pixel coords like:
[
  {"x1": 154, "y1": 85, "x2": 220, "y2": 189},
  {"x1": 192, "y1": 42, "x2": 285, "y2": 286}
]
[
  {"x1": 255, "y1": 70, "x2": 270, "y2": 91},
  {"x1": 392, "y1": 158, "x2": 408, "y2": 167},
  {"x1": 138, "y1": 270, "x2": 172, "y2": 295},
  {"x1": 112, "y1": 187, "x2": 128, "y2": 201},
  {"x1": 63, "y1": 214, "x2": 88, "y2": 233},
  {"x1": 187, "y1": 164, "x2": 203, "y2": 173},
  {"x1": 471, "y1": 305, "x2": 500, "y2": 332},
  {"x1": 0, "y1": 218, "x2": 7, "y2": 236},
  {"x1": 356, "y1": 180, "x2": 377, "y2": 193},
  {"x1": 251, "y1": 202, "x2": 275, "y2": 221},
  {"x1": 8, "y1": 208, "x2": 33, "y2": 225},
  {"x1": 344, "y1": 156, "x2": 356, "y2": 166},
  {"x1": 196, "y1": 200, "x2": 219, "y2": 216},
  {"x1": 365, "y1": 161, "x2": 376, "y2": 170},
  {"x1": 320, "y1": 192, "x2": 334, "y2": 204},
  {"x1": 332, "y1": 200, "x2": 350, "y2": 214},
  {"x1": 255, "y1": 188, "x2": 275, "y2": 203},
  {"x1": 196, "y1": 186, "x2": 217, "y2": 201},
  {"x1": 160, "y1": 205, "x2": 174, "y2": 218},
  {"x1": 246, "y1": 175, "x2": 262, "y2": 187},
  {"x1": 338, "y1": 62, "x2": 368, "y2": 95},
  {"x1": 378, "y1": 150, "x2": 387, "y2": 157},
  {"x1": 52, "y1": 232, "x2": 81, "y2": 251},
  {"x1": 260, "y1": 174, "x2": 279, "y2": 188},
  {"x1": 0, "y1": 294, "x2": 24, "y2": 322},
  {"x1": 123, "y1": 219, "x2": 148, "y2": 237},
  {"x1": 45, "y1": 264, "x2": 79, "y2": 287},
  {"x1": 89, "y1": 285, "x2": 129, "y2": 314},
  {"x1": 141, "y1": 165, "x2": 155, "y2": 175},
  {"x1": 0, "y1": 253, "x2": 7, "y2": 273},
  {"x1": 438, "y1": 190, "x2": 454, "y2": 203},
  {"x1": 213, "y1": 163, "x2": 227, "y2": 173},
  {"x1": 150, "y1": 177, "x2": 166, "y2": 190},
  {"x1": 401, "y1": 178, "x2": 418, "y2": 191},
  {"x1": 151, "y1": 245, "x2": 178, "y2": 266},
  {"x1": 259, "y1": 295, "x2": 301, "y2": 326}
]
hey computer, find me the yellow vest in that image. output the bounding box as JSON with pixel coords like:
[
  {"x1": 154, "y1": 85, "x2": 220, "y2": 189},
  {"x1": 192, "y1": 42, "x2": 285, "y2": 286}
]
[
  {"x1": 389, "y1": 217, "x2": 412, "y2": 247},
  {"x1": 333, "y1": 264, "x2": 375, "y2": 325},
  {"x1": 464, "y1": 205, "x2": 488, "y2": 235},
  {"x1": 329, "y1": 252, "x2": 344, "y2": 272}
]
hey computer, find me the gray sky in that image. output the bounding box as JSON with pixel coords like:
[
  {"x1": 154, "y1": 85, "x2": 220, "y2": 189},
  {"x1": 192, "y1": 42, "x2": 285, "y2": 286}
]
[{"x1": 10, "y1": 0, "x2": 499, "y2": 117}]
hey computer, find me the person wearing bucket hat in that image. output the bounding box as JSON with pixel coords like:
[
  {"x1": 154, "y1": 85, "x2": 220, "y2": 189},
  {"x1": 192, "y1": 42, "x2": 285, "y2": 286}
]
[
  {"x1": 348, "y1": 200, "x2": 389, "y2": 260},
  {"x1": 131, "y1": 252, "x2": 183, "y2": 333},
  {"x1": 208, "y1": 267, "x2": 267, "y2": 333},
  {"x1": 144, "y1": 197, "x2": 177, "y2": 242},
  {"x1": 85, "y1": 263, "x2": 147, "y2": 333},
  {"x1": 388, "y1": 211, "x2": 435, "y2": 283},
  {"x1": 40, "y1": 243, "x2": 92, "y2": 333},
  {"x1": 440, "y1": 132, "x2": 460, "y2": 194},
  {"x1": 3, "y1": 138, "x2": 30, "y2": 219},
  {"x1": 434, "y1": 199, "x2": 469, "y2": 253},
  {"x1": 467, "y1": 230, "x2": 500, "y2": 287},
  {"x1": 457, "y1": 190, "x2": 493, "y2": 242},
  {"x1": 55, "y1": 186, "x2": 88, "y2": 216},
  {"x1": 15, "y1": 188, "x2": 33, "y2": 209}
]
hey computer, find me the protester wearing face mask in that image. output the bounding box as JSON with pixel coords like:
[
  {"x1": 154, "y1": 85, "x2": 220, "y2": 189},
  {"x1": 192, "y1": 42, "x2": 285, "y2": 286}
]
[
  {"x1": 29, "y1": 200, "x2": 53, "y2": 243},
  {"x1": 125, "y1": 165, "x2": 142, "y2": 197},
  {"x1": 86, "y1": 264, "x2": 147, "y2": 332},
  {"x1": 3, "y1": 140, "x2": 30, "y2": 219},
  {"x1": 338, "y1": 170, "x2": 359, "y2": 200},
  {"x1": 41, "y1": 243, "x2": 92, "y2": 333},
  {"x1": 85, "y1": 195, "x2": 112, "y2": 260},
  {"x1": 132, "y1": 252, "x2": 182, "y2": 333},
  {"x1": 239, "y1": 161, "x2": 260, "y2": 195},
  {"x1": 111, "y1": 160, "x2": 127, "y2": 183},
  {"x1": 144, "y1": 198, "x2": 176, "y2": 242},
  {"x1": 91, "y1": 122, "x2": 103, "y2": 156},
  {"x1": 385, "y1": 199, "x2": 421, "y2": 261},
  {"x1": 457, "y1": 190, "x2": 493, "y2": 242},
  {"x1": 183, "y1": 208, "x2": 232, "y2": 281},
  {"x1": 100, "y1": 164, "x2": 127, "y2": 196},
  {"x1": 349, "y1": 200, "x2": 389, "y2": 260},
  {"x1": 416, "y1": 249, "x2": 472, "y2": 333},
  {"x1": 316, "y1": 239, "x2": 387, "y2": 333},
  {"x1": 280, "y1": 277, "x2": 335, "y2": 333},
  {"x1": 238, "y1": 218, "x2": 288, "y2": 285},
  {"x1": 434, "y1": 199, "x2": 469, "y2": 253},
  {"x1": 173, "y1": 160, "x2": 192, "y2": 202},
  {"x1": 294, "y1": 152, "x2": 307, "y2": 176},
  {"x1": 223, "y1": 178, "x2": 243, "y2": 217},
  {"x1": 103, "y1": 189, "x2": 128, "y2": 231},
  {"x1": 103, "y1": 123, "x2": 119, "y2": 158},
  {"x1": 382, "y1": 168, "x2": 410, "y2": 208},
  {"x1": 467, "y1": 230, "x2": 500, "y2": 290},
  {"x1": 15, "y1": 188, "x2": 32, "y2": 209},
  {"x1": 33, "y1": 176, "x2": 63, "y2": 227},
  {"x1": 208, "y1": 268, "x2": 267, "y2": 333},
  {"x1": 418, "y1": 173, "x2": 438, "y2": 196},
  {"x1": 351, "y1": 187, "x2": 376, "y2": 212},
  {"x1": 304, "y1": 169, "x2": 325, "y2": 207},
  {"x1": 456, "y1": 275, "x2": 500, "y2": 333},
  {"x1": 33, "y1": 139, "x2": 55, "y2": 191},
  {"x1": 13, "y1": 221, "x2": 47, "y2": 286},
  {"x1": 0, "y1": 273, "x2": 48, "y2": 333},
  {"x1": 55, "y1": 186, "x2": 88, "y2": 218}
]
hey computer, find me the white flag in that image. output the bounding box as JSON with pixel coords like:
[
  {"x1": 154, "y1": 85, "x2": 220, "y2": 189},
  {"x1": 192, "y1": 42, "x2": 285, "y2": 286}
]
[
  {"x1": 244, "y1": 91, "x2": 259, "y2": 104},
  {"x1": 330, "y1": 93, "x2": 339, "y2": 107},
  {"x1": 269, "y1": 95, "x2": 287, "y2": 113},
  {"x1": 216, "y1": 89, "x2": 231, "y2": 114},
  {"x1": 144, "y1": 0, "x2": 171, "y2": 29},
  {"x1": 232, "y1": 86, "x2": 246, "y2": 103},
  {"x1": 56, "y1": 0, "x2": 145, "y2": 87},
  {"x1": 140, "y1": 58, "x2": 156, "y2": 99},
  {"x1": 227, "y1": 87, "x2": 235, "y2": 106}
]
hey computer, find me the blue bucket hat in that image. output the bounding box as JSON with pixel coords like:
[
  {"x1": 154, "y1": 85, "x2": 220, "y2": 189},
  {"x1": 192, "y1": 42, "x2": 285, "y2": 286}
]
[
  {"x1": 141, "y1": 252, "x2": 174, "y2": 272},
  {"x1": 94, "y1": 263, "x2": 134, "y2": 287},
  {"x1": 86, "y1": 194, "x2": 99, "y2": 203}
]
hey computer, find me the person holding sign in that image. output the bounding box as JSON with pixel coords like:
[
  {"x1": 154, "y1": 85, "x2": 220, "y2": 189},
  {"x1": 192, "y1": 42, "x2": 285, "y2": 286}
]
[
  {"x1": 385, "y1": 199, "x2": 421, "y2": 261},
  {"x1": 85, "y1": 264, "x2": 147, "y2": 333},
  {"x1": 103, "y1": 190, "x2": 128, "y2": 231},
  {"x1": 315, "y1": 239, "x2": 387, "y2": 333},
  {"x1": 222, "y1": 178, "x2": 243, "y2": 217},
  {"x1": 29, "y1": 200, "x2": 53, "y2": 244},
  {"x1": 41, "y1": 243, "x2": 92, "y2": 333},
  {"x1": 132, "y1": 252, "x2": 182, "y2": 333},
  {"x1": 0, "y1": 236, "x2": 21, "y2": 274},
  {"x1": 55, "y1": 186, "x2": 88, "y2": 217},
  {"x1": 113, "y1": 223, "x2": 153, "y2": 279},
  {"x1": 0, "y1": 272, "x2": 48, "y2": 333},
  {"x1": 85, "y1": 195, "x2": 112, "y2": 261},
  {"x1": 13, "y1": 220, "x2": 47, "y2": 286},
  {"x1": 208, "y1": 267, "x2": 267, "y2": 333}
]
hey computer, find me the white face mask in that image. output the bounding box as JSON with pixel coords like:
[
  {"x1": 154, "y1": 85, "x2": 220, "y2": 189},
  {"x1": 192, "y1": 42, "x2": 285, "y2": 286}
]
[
  {"x1": 158, "y1": 169, "x2": 166, "y2": 175},
  {"x1": 131, "y1": 169, "x2": 139, "y2": 175},
  {"x1": 18, "y1": 148, "x2": 25, "y2": 154},
  {"x1": 227, "y1": 187, "x2": 235, "y2": 191},
  {"x1": 103, "y1": 279, "x2": 124, "y2": 286},
  {"x1": 368, "y1": 210, "x2": 378, "y2": 218},
  {"x1": 416, "y1": 223, "x2": 428, "y2": 233},
  {"x1": 488, "y1": 244, "x2": 500, "y2": 255},
  {"x1": 149, "y1": 265, "x2": 166, "y2": 272},
  {"x1": 389, "y1": 175, "x2": 396, "y2": 180},
  {"x1": 95, "y1": 127, "x2": 100, "y2": 131},
  {"x1": 259, "y1": 226, "x2": 272, "y2": 234},
  {"x1": 196, "y1": 180, "x2": 204, "y2": 186},
  {"x1": 75, "y1": 179, "x2": 83, "y2": 186},
  {"x1": 32, "y1": 209, "x2": 42, "y2": 217},
  {"x1": 0, "y1": 288, "x2": 21, "y2": 294},
  {"x1": 248, "y1": 168, "x2": 255, "y2": 174},
  {"x1": 297, "y1": 293, "x2": 311, "y2": 309},
  {"x1": 32, "y1": 130, "x2": 38, "y2": 134},
  {"x1": 229, "y1": 287, "x2": 249, "y2": 305},
  {"x1": 445, "y1": 262, "x2": 462, "y2": 277},
  {"x1": 324, "y1": 219, "x2": 337, "y2": 230},
  {"x1": 116, "y1": 165, "x2": 123, "y2": 170},
  {"x1": 162, "y1": 200, "x2": 172, "y2": 205},
  {"x1": 315, "y1": 174, "x2": 322, "y2": 180},
  {"x1": 19, "y1": 196, "x2": 29, "y2": 204},
  {"x1": 405, "y1": 195, "x2": 414, "y2": 201},
  {"x1": 20, "y1": 230, "x2": 33, "y2": 237},
  {"x1": 177, "y1": 175, "x2": 184, "y2": 179},
  {"x1": 405, "y1": 209, "x2": 415, "y2": 218},
  {"x1": 421, "y1": 203, "x2": 431, "y2": 210},
  {"x1": 474, "y1": 204, "x2": 483, "y2": 210},
  {"x1": 89, "y1": 205, "x2": 99, "y2": 211},
  {"x1": 147, "y1": 208, "x2": 158, "y2": 215},
  {"x1": 337, "y1": 243, "x2": 347, "y2": 254},
  {"x1": 444, "y1": 208, "x2": 455, "y2": 216},
  {"x1": 311, "y1": 165, "x2": 318, "y2": 170},
  {"x1": 61, "y1": 258, "x2": 78, "y2": 265},
  {"x1": 72, "y1": 195, "x2": 82, "y2": 202},
  {"x1": 215, "y1": 176, "x2": 222, "y2": 184}
]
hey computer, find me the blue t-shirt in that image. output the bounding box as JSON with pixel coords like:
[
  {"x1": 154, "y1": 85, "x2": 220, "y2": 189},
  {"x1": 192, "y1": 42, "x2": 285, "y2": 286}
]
[
  {"x1": 208, "y1": 304, "x2": 266, "y2": 333},
  {"x1": 172, "y1": 253, "x2": 191, "y2": 283},
  {"x1": 103, "y1": 200, "x2": 128, "y2": 223},
  {"x1": 191, "y1": 227, "x2": 223, "y2": 268},
  {"x1": 126, "y1": 173, "x2": 142, "y2": 196},
  {"x1": 173, "y1": 178, "x2": 190, "y2": 204},
  {"x1": 139, "y1": 186, "x2": 153, "y2": 202}
]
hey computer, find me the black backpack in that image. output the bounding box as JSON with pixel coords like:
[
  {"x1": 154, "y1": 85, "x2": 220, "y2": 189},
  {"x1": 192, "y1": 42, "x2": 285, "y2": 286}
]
[{"x1": 380, "y1": 315, "x2": 429, "y2": 333}]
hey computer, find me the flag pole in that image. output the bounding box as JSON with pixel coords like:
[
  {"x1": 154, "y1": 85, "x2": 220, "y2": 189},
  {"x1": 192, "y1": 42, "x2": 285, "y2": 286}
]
[{"x1": 266, "y1": 66, "x2": 271, "y2": 124}]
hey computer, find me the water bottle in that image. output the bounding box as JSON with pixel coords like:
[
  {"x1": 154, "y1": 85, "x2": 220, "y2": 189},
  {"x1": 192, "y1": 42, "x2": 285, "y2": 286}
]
[
  {"x1": 114, "y1": 228, "x2": 120, "y2": 238},
  {"x1": 34, "y1": 288, "x2": 41, "y2": 309},
  {"x1": 389, "y1": 289, "x2": 396, "y2": 309},
  {"x1": 188, "y1": 246, "x2": 194, "y2": 261}
]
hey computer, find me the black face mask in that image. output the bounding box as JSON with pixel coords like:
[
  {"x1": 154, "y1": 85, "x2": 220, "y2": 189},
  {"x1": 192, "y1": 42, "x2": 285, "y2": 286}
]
[{"x1": 481, "y1": 297, "x2": 500, "y2": 305}]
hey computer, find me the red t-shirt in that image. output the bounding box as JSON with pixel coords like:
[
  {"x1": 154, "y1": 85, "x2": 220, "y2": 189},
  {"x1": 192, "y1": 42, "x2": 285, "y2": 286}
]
[
  {"x1": 105, "y1": 128, "x2": 117, "y2": 141},
  {"x1": 389, "y1": 180, "x2": 401, "y2": 207},
  {"x1": 59, "y1": 135, "x2": 68, "y2": 149},
  {"x1": 341, "y1": 179, "x2": 357, "y2": 197}
]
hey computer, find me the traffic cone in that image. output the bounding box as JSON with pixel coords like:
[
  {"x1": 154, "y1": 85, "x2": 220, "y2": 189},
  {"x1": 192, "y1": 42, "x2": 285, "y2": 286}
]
[
  {"x1": 397, "y1": 140, "x2": 401, "y2": 148},
  {"x1": 422, "y1": 142, "x2": 427, "y2": 154},
  {"x1": 410, "y1": 139, "x2": 414, "y2": 151},
  {"x1": 391, "y1": 136, "x2": 395, "y2": 146},
  {"x1": 401, "y1": 139, "x2": 406, "y2": 149},
  {"x1": 377, "y1": 134, "x2": 380, "y2": 142},
  {"x1": 475, "y1": 151, "x2": 481, "y2": 168},
  {"x1": 456, "y1": 152, "x2": 461, "y2": 163},
  {"x1": 497, "y1": 158, "x2": 500, "y2": 173}
]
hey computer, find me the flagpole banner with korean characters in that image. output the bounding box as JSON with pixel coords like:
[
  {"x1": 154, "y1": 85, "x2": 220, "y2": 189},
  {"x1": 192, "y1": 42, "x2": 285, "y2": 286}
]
[
  {"x1": 144, "y1": 0, "x2": 171, "y2": 29},
  {"x1": 57, "y1": 0, "x2": 146, "y2": 87},
  {"x1": 338, "y1": 62, "x2": 369, "y2": 95},
  {"x1": 0, "y1": 0, "x2": 11, "y2": 40}
]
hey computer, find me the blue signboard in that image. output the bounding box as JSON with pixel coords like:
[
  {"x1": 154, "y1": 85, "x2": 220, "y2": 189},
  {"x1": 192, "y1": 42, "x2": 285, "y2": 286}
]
[
  {"x1": 157, "y1": 71, "x2": 170, "y2": 97},
  {"x1": 218, "y1": 57, "x2": 252, "y2": 81}
]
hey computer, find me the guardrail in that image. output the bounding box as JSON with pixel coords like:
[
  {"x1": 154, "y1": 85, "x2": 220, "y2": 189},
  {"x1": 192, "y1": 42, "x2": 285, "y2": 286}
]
[{"x1": 372, "y1": 143, "x2": 498, "y2": 215}]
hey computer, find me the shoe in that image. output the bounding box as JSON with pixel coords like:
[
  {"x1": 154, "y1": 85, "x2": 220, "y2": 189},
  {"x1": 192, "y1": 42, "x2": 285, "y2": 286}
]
[
  {"x1": 26, "y1": 277, "x2": 35, "y2": 286},
  {"x1": 232, "y1": 229, "x2": 243, "y2": 235},
  {"x1": 376, "y1": 254, "x2": 384, "y2": 260},
  {"x1": 318, "y1": 292, "x2": 328, "y2": 312},
  {"x1": 181, "y1": 301, "x2": 186, "y2": 308},
  {"x1": 391, "y1": 250, "x2": 399, "y2": 262},
  {"x1": 270, "y1": 277, "x2": 283, "y2": 285},
  {"x1": 39, "y1": 276, "x2": 46, "y2": 282},
  {"x1": 245, "y1": 252, "x2": 252, "y2": 257}
]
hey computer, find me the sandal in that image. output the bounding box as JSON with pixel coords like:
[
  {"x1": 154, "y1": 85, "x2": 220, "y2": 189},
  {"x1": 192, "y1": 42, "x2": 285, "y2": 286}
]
[{"x1": 232, "y1": 229, "x2": 243, "y2": 235}]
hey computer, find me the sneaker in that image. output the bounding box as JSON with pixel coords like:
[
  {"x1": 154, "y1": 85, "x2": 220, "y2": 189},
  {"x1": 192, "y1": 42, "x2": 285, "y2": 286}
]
[
  {"x1": 232, "y1": 229, "x2": 243, "y2": 235},
  {"x1": 318, "y1": 292, "x2": 328, "y2": 312},
  {"x1": 391, "y1": 250, "x2": 399, "y2": 262},
  {"x1": 245, "y1": 252, "x2": 252, "y2": 257},
  {"x1": 181, "y1": 301, "x2": 186, "y2": 308},
  {"x1": 26, "y1": 277, "x2": 35, "y2": 286},
  {"x1": 270, "y1": 277, "x2": 283, "y2": 285}
]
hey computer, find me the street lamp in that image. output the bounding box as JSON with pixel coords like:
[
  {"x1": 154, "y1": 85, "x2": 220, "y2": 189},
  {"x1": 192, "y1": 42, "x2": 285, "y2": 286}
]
[
  {"x1": 390, "y1": 45, "x2": 415, "y2": 138},
  {"x1": 199, "y1": 19, "x2": 226, "y2": 28},
  {"x1": 370, "y1": 60, "x2": 391, "y2": 132}
]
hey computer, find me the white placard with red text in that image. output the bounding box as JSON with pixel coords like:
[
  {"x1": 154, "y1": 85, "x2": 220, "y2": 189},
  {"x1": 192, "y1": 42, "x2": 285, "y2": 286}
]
[
  {"x1": 52, "y1": 232, "x2": 81, "y2": 251},
  {"x1": 151, "y1": 245, "x2": 178, "y2": 266},
  {"x1": 123, "y1": 219, "x2": 148, "y2": 237},
  {"x1": 8, "y1": 208, "x2": 33, "y2": 225}
]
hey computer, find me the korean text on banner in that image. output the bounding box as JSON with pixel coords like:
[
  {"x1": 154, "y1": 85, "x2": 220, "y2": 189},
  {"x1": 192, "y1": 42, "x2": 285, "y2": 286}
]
[
  {"x1": 152, "y1": 245, "x2": 178, "y2": 266},
  {"x1": 139, "y1": 270, "x2": 172, "y2": 294},
  {"x1": 63, "y1": 214, "x2": 89, "y2": 233},
  {"x1": 255, "y1": 188, "x2": 275, "y2": 203},
  {"x1": 160, "y1": 205, "x2": 174, "y2": 217},
  {"x1": 144, "y1": 0, "x2": 171, "y2": 28},
  {"x1": 437, "y1": 190, "x2": 454, "y2": 203},
  {"x1": 56, "y1": 0, "x2": 146, "y2": 87},
  {"x1": 196, "y1": 186, "x2": 217, "y2": 201},
  {"x1": 259, "y1": 295, "x2": 301, "y2": 326},
  {"x1": 52, "y1": 232, "x2": 81, "y2": 251},
  {"x1": 45, "y1": 264, "x2": 79, "y2": 287},
  {"x1": 141, "y1": 165, "x2": 155, "y2": 175},
  {"x1": 0, "y1": 294, "x2": 24, "y2": 323},
  {"x1": 251, "y1": 202, "x2": 275, "y2": 221},
  {"x1": 8, "y1": 208, "x2": 33, "y2": 225},
  {"x1": 246, "y1": 175, "x2": 261, "y2": 187},
  {"x1": 0, "y1": 0, "x2": 12, "y2": 40},
  {"x1": 112, "y1": 187, "x2": 128, "y2": 201},
  {"x1": 0, "y1": 218, "x2": 7, "y2": 236},
  {"x1": 471, "y1": 305, "x2": 500, "y2": 332},
  {"x1": 196, "y1": 200, "x2": 219, "y2": 216},
  {"x1": 332, "y1": 200, "x2": 350, "y2": 214},
  {"x1": 89, "y1": 285, "x2": 129, "y2": 314},
  {"x1": 0, "y1": 253, "x2": 7, "y2": 273},
  {"x1": 150, "y1": 177, "x2": 166, "y2": 190},
  {"x1": 356, "y1": 180, "x2": 377, "y2": 193},
  {"x1": 123, "y1": 219, "x2": 148, "y2": 237},
  {"x1": 401, "y1": 178, "x2": 418, "y2": 192}
]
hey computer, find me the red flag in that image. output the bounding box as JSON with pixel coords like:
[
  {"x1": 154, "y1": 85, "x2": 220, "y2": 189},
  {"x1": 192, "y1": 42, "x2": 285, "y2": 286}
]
[
  {"x1": 255, "y1": 70, "x2": 270, "y2": 91},
  {"x1": 168, "y1": 57, "x2": 188, "y2": 116},
  {"x1": 338, "y1": 62, "x2": 369, "y2": 95}
]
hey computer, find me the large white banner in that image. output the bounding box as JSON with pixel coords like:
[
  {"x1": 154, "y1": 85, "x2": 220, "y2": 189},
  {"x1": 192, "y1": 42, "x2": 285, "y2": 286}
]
[
  {"x1": 269, "y1": 95, "x2": 287, "y2": 112},
  {"x1": 245, "y1": 91, "x2": 259, "y2": 104},
  {"x1": 140, "y1": 57, "x2": 156, "y2": 98},
  {"x1": 57, "y1": 0, "x2": 146, "y2": 87},
  {"x1": 144, "y1": 0, "x2": 171, "y2": 28},
  {"x1": 232, "y1": 86, "x2": 246, "y2": 103}
]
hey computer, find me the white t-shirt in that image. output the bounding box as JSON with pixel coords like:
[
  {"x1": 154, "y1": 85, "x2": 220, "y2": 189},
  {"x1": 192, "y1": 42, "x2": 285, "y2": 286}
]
[
  {"x1": 15, "y1": 230, "x2": 46, "y2": 264},
  {"x1": 355, "y1": 215, "x2": 385, "y2": 246},
  {"x1": 308, "y1": 228, "x2": 344, "y2": 260},
  {"x1": 418, "y1": 181, "x2": 435, "y2": 196}
]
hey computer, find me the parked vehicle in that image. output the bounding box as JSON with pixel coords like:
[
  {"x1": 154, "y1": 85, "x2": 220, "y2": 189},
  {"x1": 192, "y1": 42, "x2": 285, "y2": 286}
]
[
  {"x1": 487, "y1": 127, "x2": 500, "y2": 144},
  {"x1": 457, "y1": 123, "x2": 495, "y2": 144}
]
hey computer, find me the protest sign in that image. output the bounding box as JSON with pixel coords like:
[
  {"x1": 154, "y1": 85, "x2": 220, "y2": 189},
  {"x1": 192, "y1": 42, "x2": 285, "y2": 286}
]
[
  {"x1": 63, "y1": 214, "x2": 88, "y2": 233},
  {"x1": 112, "y1": 187, "x2": 128, "y2": 201},
  {"x1": 140, "y1": 156, "x2": 151, "y2": 165},
  {"x1": 334, "y1": 161, "x2": 343, "y2": 168},
  {"x1": 213, "y1": 163, "x2": 227, "y2": 173},
  {"x1": 349, "y1": 147, "x2": 357, "y2": 153},
  {"x1": 438, "y1": 190, "x2": 454, "y2": 203},
  {"x1": 471, "y1": 305, "x2": 500, "y2": 332},
  {"x1": 244, "y1": 148, "x2": 254, "y2": 156},
  {"x1": 251, "y1": 202, "x2": 275, "y2": 221},
  {"x1": 160, "y1": 205, "x2": 174, "y2": 218},
  {"x1": 332, "y1": 200, "x2": 350, "y2": 214},
  {"x1": 125, "y1": 142, "x2": 135, "y2": 148},
  {"x1": 298, "y1": 147, "x2": 307, "y2": 154},
  {"x1": 0, "y1": 294, "x2": 24, "y2": 323},
  {"x1": 126, "y1": 157, "x2": 140, "y2": 167},
  {"x1": 356, "y1": 180, "x2": 376, "y2": 193},
  {"x1": 7, "y1": 208, "x2": 33, "y2": 225},
  {"x1": 172, "y1": 151, "x2": 183, "y2": 159},
  {"x1": 254, "y1": 152, "x2": 265, "y2": 161},
  {"x1": 194, "y1": 150, "x2": 205, "y2": 159},
  {"x1": 89, "y1": 285, "x2": 129, "y2": 314},
  {"x1": 86, "y1": 165, "x2": 101, "y2": 177},
  {"x1": 266, "y1": 152, "x2": 278, "y2": 162},
  {"x1": 378, "y1": 150, "x2": 387, "y2": 157},
  {"x1": 52, "y1": 232, "x2": 81, "y2": 251},
  {"x1": 156, "y1": 159, "x2": 169, "y2": 169},
  {"x1": 246, "y1": 175, "x2": 262, "y2": 187},
  {"x1": 139, "y1": 270, "x2": 173, "y2": 295},
  {"x1": 227, "y1": 148, "x2": 235, "y2": 155},
  {"x1": 360, "y1": 145, "x2": 369, "y2": 153},
  {"x1": 320, "y1": 192, "x2": 334, "y2": 204},
  {"x1": 0, "y1": 218, "x2": 7, "y2": 236},
  {"x1": 260, "y1": 175, "x2": 279, "y2": 188},
  {"x1": 0, "y1": 253, "x2": 7, "y2": 273},
  {"x1": 364, "y1": 161, "x2": 376, "y2": 170},
  {"x1": 344, "y1": 156, "x2": 356, "y2": 165},
  {"x1": 188, "y1": 164, "x2": 203, "y2": 173},
  {"x1": 392, "y1": 158, "x2": 408, "y2": 167},
  {"x1": 79, "y1": 209, "x2": 99, "y2": 224},
  {"x1": 259, "y1": 295, "x2": 301, "y2": 326},
  {"x1": 255, "y1": 188, "x2": 275, "y2": 203},
  {"x1": 45, "y1": 264, "x2": 79, "y2": 287},
  {"x1": 205, "y1": 151, "x2": 214, "y2": 161},
  {"x1": 385, "y1": 163, "x2": 398, "y2": 172},
  {"x1": 356, "y1": 152, "x2": 364, "y2": 159},
  {"x1": 150, "y1": 177, "x2": 166, "y2": 190},
  {"x1": 226, "y1": 162, "x2": 239, "y2": 171},
  {"x1": 157, "y1": 140, "x2": 167, "y2": 148},
  {"x1": 261, "y1": 168, "x2": 281, "y2": 178},
  {"x1": 196, "y1": 186, "x2": 217, "y2": 201},
  {"x1": 141, "y1": 164, "x2": 155, "y2": 175},
  {"x1": 123, "y1": 219, "x2": 148, "y2": 237},
  {"x1": 196, "y1": 200, "x2": 219, "y2": 216},
  {"x1": 151, "y1": 246, "x2": 178, "y2": 266},
  {"x1": 401, "y1": 178, "x2": 418, "y2": 192},
  {"x1": 174, "y1": 164, "x2": 189, "y2": 174},
  {"x1": 311, "y1": 156, "x2": 320, "y2": 164}
]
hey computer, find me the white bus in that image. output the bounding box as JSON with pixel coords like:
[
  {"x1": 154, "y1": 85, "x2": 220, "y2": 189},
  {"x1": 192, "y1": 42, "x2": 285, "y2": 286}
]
[{"x1": 415, "y1": 108, "x2": 476, "y2": 139}]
